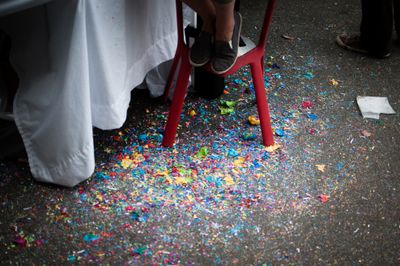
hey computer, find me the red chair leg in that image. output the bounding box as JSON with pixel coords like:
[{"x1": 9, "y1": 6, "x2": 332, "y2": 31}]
[
  {"x1": 250, "y1": 61, "x2": 274, "y2": 146},
  {"x1": 162, "y1": 51, "x2": 192, "y2": 147},
  {"x1": 260, "y1": 55, "x2": 265, "y2": 73},
  {"x1": 163, "y1": 49, "x2": 182, "y2": 102}
]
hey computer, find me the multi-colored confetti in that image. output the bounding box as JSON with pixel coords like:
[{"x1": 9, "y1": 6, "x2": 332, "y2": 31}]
[{"x1": 1, "y1": 9, "x2": 399, "y2": 261}]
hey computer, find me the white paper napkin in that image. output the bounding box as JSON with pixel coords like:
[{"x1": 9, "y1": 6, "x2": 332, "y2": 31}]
[{"x1": 356, "y1": 96, "x2": 396, "y2": 119}]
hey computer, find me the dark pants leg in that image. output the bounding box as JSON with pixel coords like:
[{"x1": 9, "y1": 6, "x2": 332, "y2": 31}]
[
  {"x1": 394, "y1": 0, "x2": 400, "y2": 40},
  {"x1": 0, "y1": 119, "x2": 25, "y2": 161},
  {"x1": 234, "y1": 0, "x2": 240, "y2": 11},
  {"x1": 360, "y1": 0, "x2": 393, "y2": 56}
]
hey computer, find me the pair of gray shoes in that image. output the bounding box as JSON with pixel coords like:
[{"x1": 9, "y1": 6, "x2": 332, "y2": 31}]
[{"x1": 189, "y1": 12, "x2": 242, "y2": 74}]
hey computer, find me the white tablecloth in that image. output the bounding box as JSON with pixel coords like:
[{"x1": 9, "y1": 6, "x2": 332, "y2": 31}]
[{"x1": 0, "y1": 0, "x2": 178, "y2": 187}]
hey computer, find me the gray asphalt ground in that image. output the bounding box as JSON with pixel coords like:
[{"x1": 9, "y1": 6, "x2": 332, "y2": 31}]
[
  {"x1": 1, "y1": 0, "x2": 399, "y2": 265},
  {"x1": 259, "y1": 0, "x2": 400, "y2": 264}
]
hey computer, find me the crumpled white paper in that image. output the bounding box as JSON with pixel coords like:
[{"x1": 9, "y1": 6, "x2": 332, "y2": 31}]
[{"x1": 356, "y1": 96, "x2": 396, "y2": 119}]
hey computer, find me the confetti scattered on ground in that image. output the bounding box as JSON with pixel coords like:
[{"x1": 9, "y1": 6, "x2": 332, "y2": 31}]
[
  {"x1": 0, "y1": 53, "x2": 377, "y2": 264},
  {"x1": 1, "y1": 1, "x2": 400, "y2": 262}
]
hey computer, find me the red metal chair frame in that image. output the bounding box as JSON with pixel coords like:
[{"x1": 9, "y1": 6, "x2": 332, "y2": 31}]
[{"x1": 162, "y1": 0, "x2": 276, "y2": 147}]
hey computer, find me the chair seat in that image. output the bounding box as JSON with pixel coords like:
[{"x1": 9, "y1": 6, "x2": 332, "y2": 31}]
[{"x1": 238, "y1": 36, "x2": 257, "y2": 57}]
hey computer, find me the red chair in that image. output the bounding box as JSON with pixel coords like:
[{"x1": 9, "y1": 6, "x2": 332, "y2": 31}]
[{"x1": 162, "y1": 0, "x2": 276, "y2": 147}]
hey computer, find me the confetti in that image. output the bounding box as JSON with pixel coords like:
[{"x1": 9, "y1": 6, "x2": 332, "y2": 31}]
[
  {"x1": 248, "y1": 115, "x2": 260, "y2": 125},
  {"x1": 361, "y1": 130, "x2": 372, "y2": 137},
  {"x1": 329, "y1": 79, "x2": 339, "y2": 86},
  {"x1": 0, "y1": 51, "x2": 372, "y2": 265},
  {"x1": 318, "y1": 194, "x2": 329, "y2": 203},
  {"x1": 316, "y1": 164, "x2": 326, "y2": 172},
  {"x1": 189, "y1": 110, "x2": 196, "y2": 116}
]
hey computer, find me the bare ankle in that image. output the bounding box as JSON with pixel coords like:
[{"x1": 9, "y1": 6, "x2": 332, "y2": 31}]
[
  {"x1": 201, "y1": 16, "x2": 216, "y2": 34},
  {"x1": 215, "y1": 19, "x2": 234, "y2": 42}
]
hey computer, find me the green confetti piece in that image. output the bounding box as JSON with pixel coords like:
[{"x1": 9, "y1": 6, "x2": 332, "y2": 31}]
[
  {"x1": 196, "y1": 147, "x2": 208, "y2": 158},
  {"x1": 219, "y1": 107, "x2": 235, "y2": 115},
  {"x1": 220, "y1": 100, "x2": 237, "y2": 107}
]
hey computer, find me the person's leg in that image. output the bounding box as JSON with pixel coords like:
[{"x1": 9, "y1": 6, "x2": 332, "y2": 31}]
[
  {"x1": 214, "y1": 0, "x2": 235, "y2": 42},
  {"x1": 182, "y1": 0, "x2": 216, "y2": 33},
  {"x1": 394, "y1": 0, "x2": 400, "y2": 41},
  {"x1": 0, "y1": 30, "x2": 19, "y2": 112},
  {"x1": 360, "y1": 0, "x2": 393, "y2": 57}
]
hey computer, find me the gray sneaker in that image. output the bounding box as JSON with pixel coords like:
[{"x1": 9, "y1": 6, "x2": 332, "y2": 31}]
[
  {"x1": 189, "y1": 31, "x2": 213, "y2": 67},
  {"x1": 211, "y1": 12, "x2": 242, "y2": 74}
]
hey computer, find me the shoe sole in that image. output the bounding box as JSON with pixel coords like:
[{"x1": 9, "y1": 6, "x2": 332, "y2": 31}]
[
  {"x1": 335, "y1": 35, "x2": 369, "y2": 54},
  {"x1": 188, "y1": 53, "x2": 209, "y2": 67},
  {"x1": 211, "y1": 12, "x2": 242, "y2": 75},
  {"x1": 336, "y1": 35, "x2": 391, "y2": 58}
]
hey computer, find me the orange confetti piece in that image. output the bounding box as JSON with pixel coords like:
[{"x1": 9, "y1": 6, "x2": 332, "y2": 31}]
[
  {"x1": 318, "y1": 194, "x2": 329, "y2": 203},
  {"x1": 248, "y1": 115, "x2": 260, "y2": 125},
  {"x1": 316, "y1": 164, "x2": 326, "y2": 172}
]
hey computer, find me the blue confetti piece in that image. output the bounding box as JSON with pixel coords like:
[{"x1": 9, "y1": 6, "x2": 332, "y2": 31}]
[
  {"x1": 138, "y1": 213, "x2": 149, "y2": 223},
  {"x1": 304, "y1": 72, "x2": 314, "y2": 79},
  {"x1": 272, "y1": 73, "x2": 282, "y2": 79},
  {"x1": 262, "y1": 152, "x2": 270, "y2": 160},
  {"x1": 193, "y1": 217, "x2": 201, "y2": 224},
  {"x1": 132, "y1": 246, "x2": 147, "y2": 255},
  {"x1": 337, "y1": 162, "x2": 344, "y2": 171},
  {"x1": 138, "y1": 134, "x2": 147, "y2": 142},
  {"x1": 83, "y1": 234, "x2": 99, "y2": 243},
  {"x1": 307, "y1": 113, "x2": 318, "y2": 121},
  {"x1": 249, "y1": 83, "x2": 255, "y2": 92},
  {"x1": 252, "y1": 160, "x2": 262, "y2": 168},
  {"x1": 95, "y1": 172, "x2": 109, "y2": 180},
  {"x1": 228, "y1": 149, "x2": 239, "y2": 157},
  {"x1": 275, "y1": 129, "x2": 285, "y2": 137},
  {"x1": 131, "y1": 211, "x2": 140, "y2": 221}
]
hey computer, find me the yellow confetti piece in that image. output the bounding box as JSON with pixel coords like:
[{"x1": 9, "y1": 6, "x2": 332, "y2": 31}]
[
  {"x1": 233, "y1": 157, "x2": 245, "y2": 167},
  {"x1": 224, "y1": 175, "x2": 235, "y2": 186},
  {"x1": 121, "y1": 157, "x2": 134, "y2": 169},
  {"x1": 329, "y1": 79, "x2": 339, "y2": 86},
  {"x1": 189, "y1": 110, "x2": 196, "y2": 117},
  {"x1": 174, "y1": 176, "x2": 188, "y2": 185},
  {"x1": 248, "y1": 115, "x2": 260, "y2": 125},
  {"x1": 265, "y1": 143, "x2": 281, "y2": 153},
  {"x1": 316, "y1": 164, "x2": 326, "y2": 172}
]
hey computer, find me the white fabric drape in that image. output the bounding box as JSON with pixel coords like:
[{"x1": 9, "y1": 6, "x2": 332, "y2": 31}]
[{"x1": 0, "y1": 0, "x2": 178, "y2": 187}]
